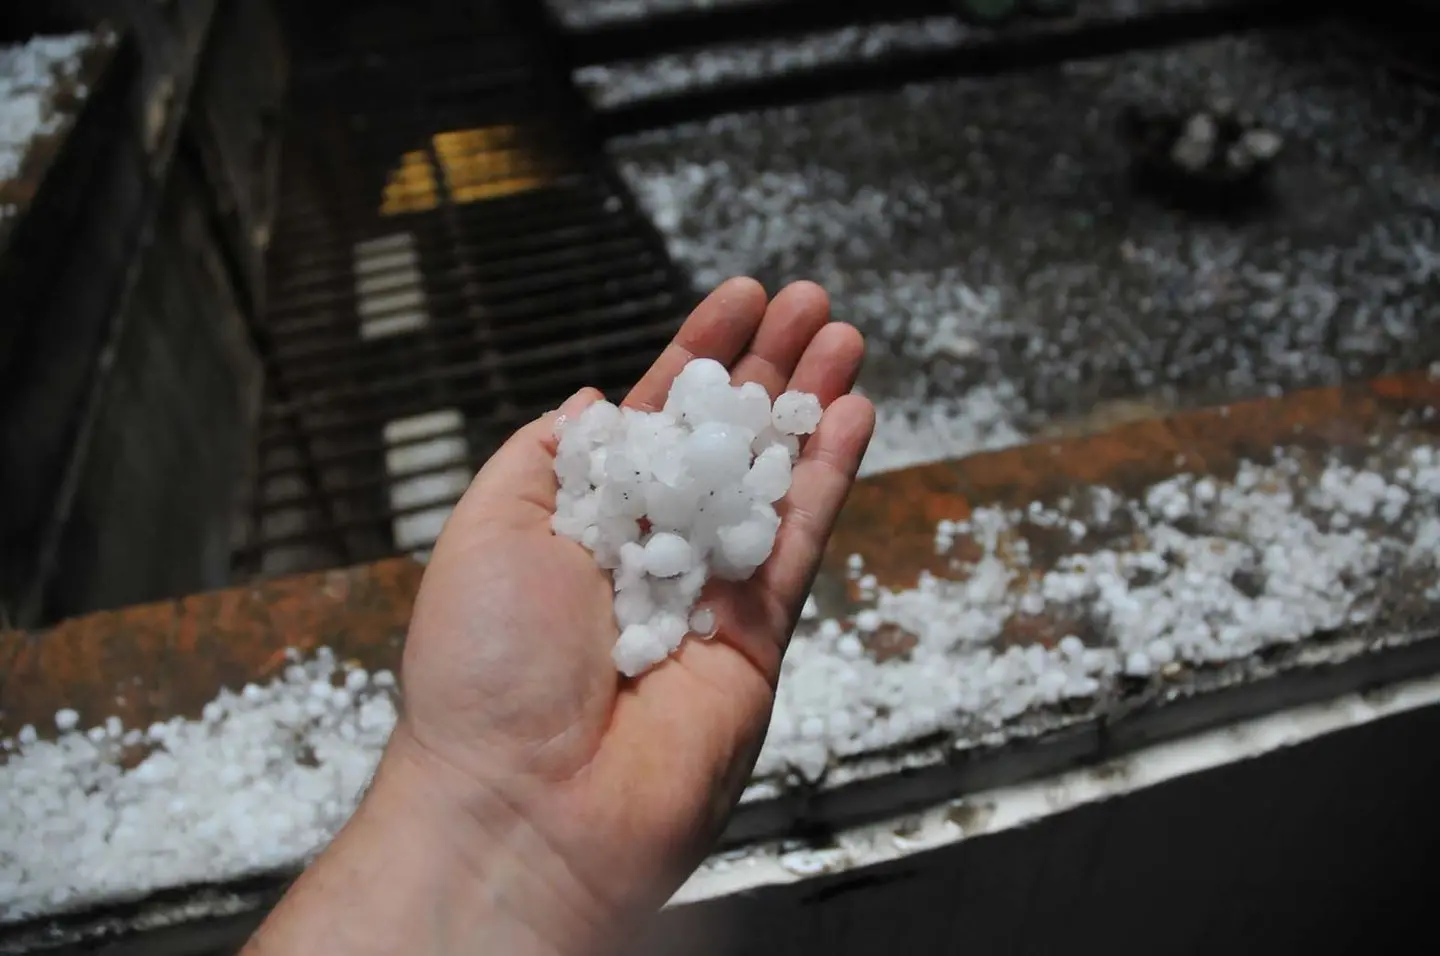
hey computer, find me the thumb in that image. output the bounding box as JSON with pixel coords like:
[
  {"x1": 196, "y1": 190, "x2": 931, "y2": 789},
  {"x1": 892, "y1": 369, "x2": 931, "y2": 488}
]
[{"x1": 455, "y1": 388, "x2": 607, "y2": 526}]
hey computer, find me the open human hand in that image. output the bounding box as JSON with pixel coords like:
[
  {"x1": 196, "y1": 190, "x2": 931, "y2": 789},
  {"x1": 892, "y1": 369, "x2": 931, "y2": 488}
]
[{"x1": 249, "y1": 278, "x2": 873, "y2": 956}]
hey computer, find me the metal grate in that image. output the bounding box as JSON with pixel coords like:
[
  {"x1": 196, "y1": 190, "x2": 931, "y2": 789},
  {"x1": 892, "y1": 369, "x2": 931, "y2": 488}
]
[{"x1": 234, "y1": 1, "x2": 694, "y2": 579}]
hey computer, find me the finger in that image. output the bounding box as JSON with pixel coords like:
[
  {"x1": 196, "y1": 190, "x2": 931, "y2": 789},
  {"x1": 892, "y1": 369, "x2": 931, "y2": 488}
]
[
  {"x1": 458, "y1": 387, "x2": 605, "y2": 526},
  {"x1": 625, "y1": 277, "x2": 768, "y2": 412},
  {"x1": 781, "y1": 321, "x2": 865, "y2": 405},
  {"x1": 729, "y1": 280, "x2": 831, "y2": 398},
  {"x1": 760, "y1": 394, "x2": 876, "y2": 616}
]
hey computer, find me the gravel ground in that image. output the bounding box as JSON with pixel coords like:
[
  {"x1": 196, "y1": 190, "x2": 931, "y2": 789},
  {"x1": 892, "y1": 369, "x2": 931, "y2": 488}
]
[{"x1": 609, "y1": 26, "x2": 1440, "y2": 471}]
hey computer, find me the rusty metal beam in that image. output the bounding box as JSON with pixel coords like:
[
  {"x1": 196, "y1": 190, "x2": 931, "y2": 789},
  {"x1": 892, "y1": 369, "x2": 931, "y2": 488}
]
[
  {"x1": 3, "y1": 371, "x2": 1437, "y2": 742},
  {"x1": 0, "y1": 561, "x2": 420, "y2": 739},
  {"x1": 825, "y1": 370, "x2": 1440, "y2": 591}
]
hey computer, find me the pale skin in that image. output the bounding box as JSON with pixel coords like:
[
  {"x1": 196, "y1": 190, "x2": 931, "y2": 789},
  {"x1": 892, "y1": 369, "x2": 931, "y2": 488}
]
[{"x1": 242, "y1": 278, "x2": 875, "y2": 956}]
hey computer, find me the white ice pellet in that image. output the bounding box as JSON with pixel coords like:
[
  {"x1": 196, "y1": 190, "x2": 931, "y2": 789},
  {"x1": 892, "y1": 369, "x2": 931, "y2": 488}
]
[
  {"x1": 735, "y1": 381, "x2": 774, "y2": 434},
  {"x1": 742, "y1": 443, "x2": 793, "y2": 502},
  {"x1": 613, "y1": 624, "x2": 669, "y2": 677},
  {"x1": 1124, "y1": 651, "x2": 1154, "y2": 677},
  {"x1": 643, "y1": 532, "x2": 695, "y2": 578},
  {"x1": 854, "y1": 609, "x2": 882, "y2": 633},
  {"x1": 799, "y1": 715, "x2": 827, "y2": 740},
  {"x1": 653, "y1": 612, "x2": 689, "y2": 654},
  {"x1": 553, "y1": 360, "x2": 821, "y2": 676},
  {"x1": 684, "y1": 422, "x2": 753, "y2": 485},
  {"x1": 689, "y1": 606, "x2": 717, "y2": 637},
  {"x1": 801, "y1": 595, "x2": 819, "y2": 620},
  {"x1": 716, "y1": 505, "x2": 781, "y2": 572},
  {"x1": 1146, "y1": 639, "x2": 1177, "y2": 667},
  {"x1": 1035, "y1": 669, "x2": 1068, "y2": 702},
  {"x1": 772, "y1": 391, "x2": 823, "y2": 435},
  {"x1": 54, "y1": 709, "x2": 78, "y2": 733}
]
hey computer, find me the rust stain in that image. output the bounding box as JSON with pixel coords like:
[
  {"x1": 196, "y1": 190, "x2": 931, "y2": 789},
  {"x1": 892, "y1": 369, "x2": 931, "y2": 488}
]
[
  {"x1": 862, "y1": 623, "x2": 920, "y2": 664},
  {"x1": 0, "y1": 373, "x2": 1436, "y2": 743},
  {"x1": 999, "y1": 612, "x2": 1069, "y2": 651},
  {"x1": 823, "y1": 372, "x2": 1439, "y2": 592},
  {"x1": 0, "y1": 560, "x2": 422, "y2": 741}
]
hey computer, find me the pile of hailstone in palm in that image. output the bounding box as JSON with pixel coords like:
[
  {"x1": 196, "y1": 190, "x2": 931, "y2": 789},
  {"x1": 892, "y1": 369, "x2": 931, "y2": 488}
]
[{"x1": 552, "y1": 358, "x2": 821, "y2": 675}]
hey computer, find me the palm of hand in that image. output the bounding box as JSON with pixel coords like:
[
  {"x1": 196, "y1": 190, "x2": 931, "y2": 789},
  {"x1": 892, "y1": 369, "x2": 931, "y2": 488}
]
[{"x1": 394, "y1": 279, "x2": 873, "y2": 921}]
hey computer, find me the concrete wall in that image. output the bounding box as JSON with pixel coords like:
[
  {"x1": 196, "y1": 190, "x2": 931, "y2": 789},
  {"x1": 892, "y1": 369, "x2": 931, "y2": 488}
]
[{"x1": 640, "y1": 701, "x2": 1440, "y2": 956}]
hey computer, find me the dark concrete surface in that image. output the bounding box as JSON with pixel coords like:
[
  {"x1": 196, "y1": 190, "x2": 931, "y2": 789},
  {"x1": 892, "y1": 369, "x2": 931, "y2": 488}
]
[{"x1": 610, "y1": 22, "x2": 1440, "y2": 432}]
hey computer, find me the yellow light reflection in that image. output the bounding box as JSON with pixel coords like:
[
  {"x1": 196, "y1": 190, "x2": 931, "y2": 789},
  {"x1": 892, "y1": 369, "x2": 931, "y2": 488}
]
[{"x1": 379, "y1": 125, "x2": 552, "y2": 217}]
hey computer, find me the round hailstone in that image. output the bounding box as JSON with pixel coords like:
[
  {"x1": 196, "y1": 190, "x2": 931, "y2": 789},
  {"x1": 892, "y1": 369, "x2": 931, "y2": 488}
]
[
  {"x1": 644, "y1": 479, "x2": 702, "y2": 530},
  {"x1": 1124, "y1": 651, "x2": 1153, "y2": 677},
  {"x1": 689, "y1": 607, "x2": 717, "y2": 637},
  {"x1": 673, "y1": 357, "x2": 731, "y2": 392},
  {"x1": 54, "y1": 708, "x2": 79, "y2": 733},
  {"x1": 615, "y1": 542, "x2": 648, "y2": 591},
  {"x1": 751, "y1": 426, "x2": 801, "y2": 461},
  {"x1": 684, "y1": 422, "x2": 754, "y2": 487},
  {"x1": 652, "y1": 612, "x2": 689, "y2": 654},
  {"x1": 614, "y1": 624, "x2": 668, "y2": 677},
  {"x1": 604, "y1": 449, "x2": 648, "y2": 488},
  {"x1": 1146, "y1": 639, "x2": 1177, "y2": 666},
  {"x1": 716, "y1": 505, "x2": 781, "y2": 572},
  {"x1": 1036, "y1": 669, "x2": 1068, "y2": 703},
  {"x1": 772, "y1": 391, "x2": 823, "y2": 436},
  {"x1": 613, "y1": 582, "x2": 655, "y2": 630},
  {"x1": 666, "y1": 358, "x2": 734, "y2": 425},
  {"x1": 734, "y1": 382, "x2": 774, "y2": 434},
  {"x1": 644, "y1": 532, "x2": 695, "y2": 578},
  {"x1": 743, "y1": 444, "x2": 792, "y2": 503}
]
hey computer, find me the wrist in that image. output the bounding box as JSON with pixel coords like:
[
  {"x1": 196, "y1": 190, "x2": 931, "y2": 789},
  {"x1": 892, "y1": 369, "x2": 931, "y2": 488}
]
[
  {"x1": 360, "y1": 726, "x2": 620, "y2": 956},
  {"x1": 247, "y1": 725, "x2": 619, "y2": 956}
]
